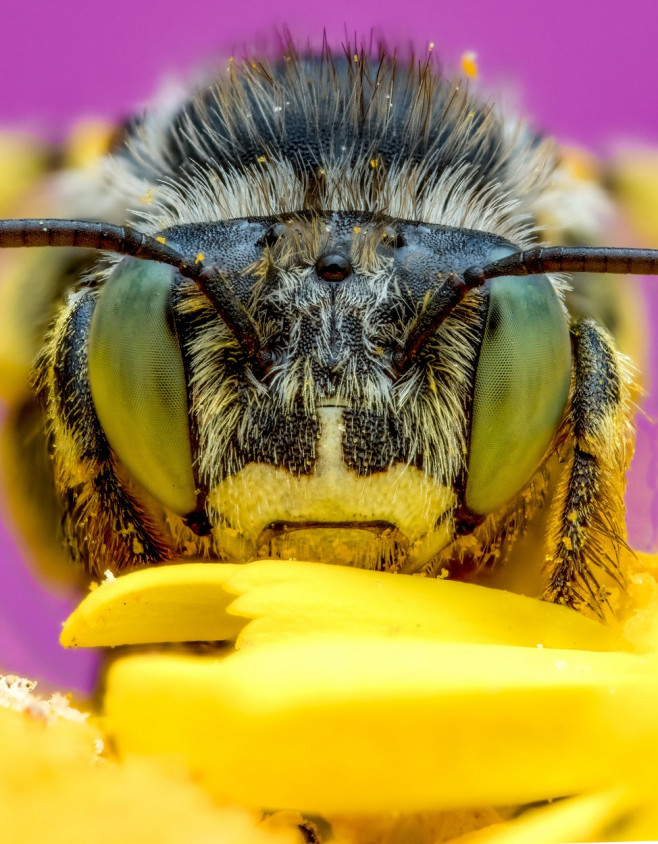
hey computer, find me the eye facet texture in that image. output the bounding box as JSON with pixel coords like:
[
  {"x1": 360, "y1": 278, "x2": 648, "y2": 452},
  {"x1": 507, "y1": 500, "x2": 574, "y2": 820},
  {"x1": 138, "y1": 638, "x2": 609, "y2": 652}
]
[
  {"x1": 466, "y1": 272, "x2": 572, "y2": 515},
  {"x1": 88, "y1": 258, "x2": 197, "y2": 515}
]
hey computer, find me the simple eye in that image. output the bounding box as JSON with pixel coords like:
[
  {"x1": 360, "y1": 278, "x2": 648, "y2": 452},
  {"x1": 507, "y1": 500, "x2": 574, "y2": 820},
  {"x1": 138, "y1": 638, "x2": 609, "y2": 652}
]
[
  {"x1": 88, "y1": 258, "x2": 197, "y2": 515},
  {"x1": 465, "y1": 269, "x2": 572, "y2": 515},
  {"x1": 262, "y1": 223, "x2": 288, "y2": 249},
  {"x1": 380, "y1": 227, "x2": 407, "y2": 250}
]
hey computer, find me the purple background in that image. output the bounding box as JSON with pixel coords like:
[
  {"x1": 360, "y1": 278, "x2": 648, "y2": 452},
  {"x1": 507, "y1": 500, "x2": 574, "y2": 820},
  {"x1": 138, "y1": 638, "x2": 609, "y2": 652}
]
[{"x1": 1, "y1": 0, "x2": 658, "y2": 692}]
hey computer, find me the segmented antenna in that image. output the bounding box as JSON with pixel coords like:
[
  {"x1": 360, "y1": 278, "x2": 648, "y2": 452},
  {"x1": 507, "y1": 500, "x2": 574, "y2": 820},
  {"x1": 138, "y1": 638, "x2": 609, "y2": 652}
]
[
  {"x1": 0, "y1": 219, "x2": 269, "y2": 373},
  {"x1": 393, "y1": 274, "x2": 470, "y2": 373},
  {"x1": 396, "y1": 245, "x2": 658, "y2": 373},
  {"x1": 463, "y1": 245, "x2": 658, "y2": 287}
]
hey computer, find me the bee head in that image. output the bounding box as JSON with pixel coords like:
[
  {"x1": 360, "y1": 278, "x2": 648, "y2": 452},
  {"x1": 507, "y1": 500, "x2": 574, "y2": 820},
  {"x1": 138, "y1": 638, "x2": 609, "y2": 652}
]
[
  {"x1": 0, "y1": 211, "x2": 658, "y2": 571},
  {"x1": 57, "y1": 211, "x2": 570, "y2": 572},
  {"x1": 0, "y1": 214, "x2": 654, "y2": 575}
]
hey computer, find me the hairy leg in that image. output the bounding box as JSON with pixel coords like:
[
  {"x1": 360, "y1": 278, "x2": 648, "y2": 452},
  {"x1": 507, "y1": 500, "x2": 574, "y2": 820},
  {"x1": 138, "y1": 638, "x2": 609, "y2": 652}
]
[{"x1": 544, "y1": 319, "x2": 635, "y2": 616}]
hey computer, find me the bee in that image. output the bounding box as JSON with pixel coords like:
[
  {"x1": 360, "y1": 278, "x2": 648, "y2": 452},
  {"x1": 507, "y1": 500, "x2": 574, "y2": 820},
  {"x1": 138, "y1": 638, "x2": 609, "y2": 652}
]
[{"x1": 1, "y1": 42, "x2": 657, "y2": 619}]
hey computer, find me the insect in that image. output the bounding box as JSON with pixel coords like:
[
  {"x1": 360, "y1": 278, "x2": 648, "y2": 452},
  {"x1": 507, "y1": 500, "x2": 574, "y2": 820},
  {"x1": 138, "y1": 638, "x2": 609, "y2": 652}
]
[{"x1": 1, "y1": 42, "x2": 657, "y2": 618}]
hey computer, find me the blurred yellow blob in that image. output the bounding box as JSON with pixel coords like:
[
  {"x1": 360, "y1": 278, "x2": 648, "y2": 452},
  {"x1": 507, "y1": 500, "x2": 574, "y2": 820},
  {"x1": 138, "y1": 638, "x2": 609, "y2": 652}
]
[
  {"x1": 460, "y1": 51, "x2": 478, "y2": 80},
  {"x1": 0, "y1": 675, "x2": 301, "y2": 844},
  {"x1": 609, "y1": 148, "x2": 658, "y2": 247}
]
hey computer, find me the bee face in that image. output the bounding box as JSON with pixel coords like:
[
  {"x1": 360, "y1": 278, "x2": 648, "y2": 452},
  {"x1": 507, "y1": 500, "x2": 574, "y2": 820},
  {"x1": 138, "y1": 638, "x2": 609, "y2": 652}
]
[
  {"x1": 82, "y1": 204, "x2": 573, "y2": 574},
  {"x1": 2, "y1": 45, "x2": 640, "y2": 614},
  {"x1": 84, "y1": 213, "x2": 492, "y2": 571}
]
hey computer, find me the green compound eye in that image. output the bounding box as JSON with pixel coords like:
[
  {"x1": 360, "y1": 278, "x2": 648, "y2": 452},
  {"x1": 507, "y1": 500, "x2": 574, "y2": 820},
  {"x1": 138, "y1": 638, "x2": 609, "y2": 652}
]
[
  {"x1": 88, "y1": 258, "x2": 197, "y2": 515},
  {"x1": 465, "y1": 270, "x2": 572, "y2": 516}
]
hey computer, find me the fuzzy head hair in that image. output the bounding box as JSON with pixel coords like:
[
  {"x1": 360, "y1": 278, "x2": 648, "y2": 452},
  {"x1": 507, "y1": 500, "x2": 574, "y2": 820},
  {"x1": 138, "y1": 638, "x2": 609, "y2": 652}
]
[{"x1": 112, "y1": 43, "x2": 555, "y2": 239}]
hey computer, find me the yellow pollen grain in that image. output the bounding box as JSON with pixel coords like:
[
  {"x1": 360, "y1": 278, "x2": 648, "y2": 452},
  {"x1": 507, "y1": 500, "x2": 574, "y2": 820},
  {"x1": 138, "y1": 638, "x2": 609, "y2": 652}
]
[
  {"x1": 460, "y1": 51, "x2": 479, "y2": 80},
  {"x1": 567, "y1": 510, "x2": 578, "y2": 523},
  {"x1": 155, "y1": 236, "x2": 166, "y2": 245},
  {"x1": 257, "y1": 155, "x2": 267, "y2": 164},
  {"x1": 370, "y1": 158, "x2": 379, "y2": 168},
  {"x1": 140, "y1": 188, "x2": 154, "y2": 204},
  {"x1": 353, "y1": 226, "x2": 362, "y2": 234},
  {"x1": 354, "y1": 54, "x2": 359, "y2": 62},
  {"x1": 195, "y1": 252, "x2": 205, "y2": 264},
  {"x1": 562, "y1": 536, "x2": 574, "y2": 551},
  {"x1": 428, "y1": 42, "x2": 435, "y2": 51}
]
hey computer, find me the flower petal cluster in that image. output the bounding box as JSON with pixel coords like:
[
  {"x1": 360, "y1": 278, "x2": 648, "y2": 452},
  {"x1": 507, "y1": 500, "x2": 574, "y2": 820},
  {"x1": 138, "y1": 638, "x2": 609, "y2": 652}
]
[{"x1": 27, "y1": 557, "x2": 656, "y2": 842}]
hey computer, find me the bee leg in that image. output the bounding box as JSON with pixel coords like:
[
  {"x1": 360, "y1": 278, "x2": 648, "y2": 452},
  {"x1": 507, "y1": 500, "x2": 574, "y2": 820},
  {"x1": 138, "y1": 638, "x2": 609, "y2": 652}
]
[
  {"x1": 543, "y1": 318, "x2": 634, "y2": 616},
  {"x1": 34, "y1": 291, "x2": 173, "y2": 577}
]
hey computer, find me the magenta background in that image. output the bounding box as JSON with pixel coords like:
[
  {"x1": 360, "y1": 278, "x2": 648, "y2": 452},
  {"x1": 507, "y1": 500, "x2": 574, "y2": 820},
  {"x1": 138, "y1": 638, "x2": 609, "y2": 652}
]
[{"x1": 1, "y1": 0, "x2": 658, "y2": 692}]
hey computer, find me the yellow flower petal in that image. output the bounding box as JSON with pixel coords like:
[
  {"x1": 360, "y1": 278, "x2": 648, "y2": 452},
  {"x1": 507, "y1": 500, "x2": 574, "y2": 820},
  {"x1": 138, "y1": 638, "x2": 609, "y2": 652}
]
[
  {"x1": 449, "y1": 789, "x2": 629, "y2": 844},
  {"x1": 226, "y1": 560, "x2": 631, "y2": 652},
  {"x1": 60, "y1": 563, "x2": 246, "y2": 648},
  {"x1": 61, "y1": 560, "x2": 631, "y2": 652},
  {"x1": 104, "y1": 637, "x2": 658, "y2": 814}
]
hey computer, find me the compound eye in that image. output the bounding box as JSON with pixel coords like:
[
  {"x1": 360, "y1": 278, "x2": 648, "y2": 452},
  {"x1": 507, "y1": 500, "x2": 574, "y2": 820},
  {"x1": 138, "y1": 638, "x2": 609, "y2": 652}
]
[
  {"x1": 88, "y1": 258, "x2": 197, "y2": 515},
  {"x1": 465, "y1": 264, "x2": 572, "y2": 515}
]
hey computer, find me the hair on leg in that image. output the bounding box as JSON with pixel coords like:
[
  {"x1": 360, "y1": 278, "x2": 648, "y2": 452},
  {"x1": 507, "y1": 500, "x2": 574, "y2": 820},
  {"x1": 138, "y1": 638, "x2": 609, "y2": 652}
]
[{"x1": 544, "y1": 318, "x2": 635, "y2": 617}]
